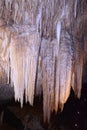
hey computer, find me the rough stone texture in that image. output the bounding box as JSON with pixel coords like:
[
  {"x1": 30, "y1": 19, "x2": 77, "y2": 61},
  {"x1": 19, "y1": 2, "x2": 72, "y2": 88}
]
[{"x1": 0, "y1": 0, "x2": 87, "y2": 122}]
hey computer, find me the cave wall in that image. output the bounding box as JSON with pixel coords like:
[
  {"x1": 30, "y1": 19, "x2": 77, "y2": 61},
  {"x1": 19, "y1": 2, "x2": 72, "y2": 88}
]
[{"x1": 0, "y1": 0, "x2": 87, "y2": 122}]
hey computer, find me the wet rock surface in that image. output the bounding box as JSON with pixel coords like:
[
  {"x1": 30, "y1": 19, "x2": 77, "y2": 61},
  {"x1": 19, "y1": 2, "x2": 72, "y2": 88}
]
[{"x1": 0, "y1": 83, "x2": 87, "y2": 130}]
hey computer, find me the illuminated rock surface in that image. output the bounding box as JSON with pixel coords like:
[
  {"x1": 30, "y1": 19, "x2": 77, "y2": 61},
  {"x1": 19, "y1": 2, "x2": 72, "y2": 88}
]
[{"x1": 0, "y1": 0, "x2": 87, "y2": 122}]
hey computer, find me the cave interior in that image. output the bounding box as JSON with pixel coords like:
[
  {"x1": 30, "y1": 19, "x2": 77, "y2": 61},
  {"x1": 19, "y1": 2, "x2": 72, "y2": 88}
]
[{"x1": 0, "y1": 0, "x2": 87, "y2": 130}]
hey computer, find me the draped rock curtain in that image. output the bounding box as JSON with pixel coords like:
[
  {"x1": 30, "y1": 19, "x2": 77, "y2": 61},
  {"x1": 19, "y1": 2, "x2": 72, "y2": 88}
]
[{"x1": 0, "y1": 0, "x2": 87, "y2": 122}]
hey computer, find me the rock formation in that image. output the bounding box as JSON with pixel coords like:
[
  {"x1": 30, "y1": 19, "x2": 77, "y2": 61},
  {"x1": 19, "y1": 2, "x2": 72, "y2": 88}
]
[{"x1": 0, "y1": 0, "x2": 87, "y2": 122}]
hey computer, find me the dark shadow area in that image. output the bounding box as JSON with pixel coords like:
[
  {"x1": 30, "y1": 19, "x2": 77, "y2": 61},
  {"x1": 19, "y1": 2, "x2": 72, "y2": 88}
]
[{"x1": 0, "y1": 83, "x2": 87, "y2": 130}]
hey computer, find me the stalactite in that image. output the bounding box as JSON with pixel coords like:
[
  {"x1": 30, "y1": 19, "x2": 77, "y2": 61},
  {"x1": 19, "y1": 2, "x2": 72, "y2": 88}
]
[
  {"x1": 0, "y1": 26, "x2": 11, "y2": 85},
  {"x1": 74, "y1": 0, "x2": 78, "y2": 18},
  {"x1": 57, "y1": 31, "x2": 74, "y2": 110},
  {"x1": 36, "y1": 55, "x2": 42, "y2": 96},
  {"x1": 0, "y1": 0, "x2": 86, "y2": 123},
  {"x1": 14, "y1": 2, "x2": 19, "y2": 23},
  {"x1": 41, "y1": 39, "x2": 55, "y2": 122},
  {"x1": 56, "y1": 21, "x2": 61, "y2": 53},
  {"x1": 36, "y1": 4, "x2": 42, "y2": 34},
  {"x1": 10, "y1": 25, "x2": 40, "y2": 107},
  {"x1": 72, "y1": 42, "x2": 83, "y2": 98},
  {"x1": 55, "y1": 21, "x2": 62, "y2": 112}
]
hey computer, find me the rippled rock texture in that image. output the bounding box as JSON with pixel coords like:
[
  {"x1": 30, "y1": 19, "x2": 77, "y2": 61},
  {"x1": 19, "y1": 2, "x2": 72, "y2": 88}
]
[{"x1": 0, "y1": 0, "x2": 87, "y2": 122}]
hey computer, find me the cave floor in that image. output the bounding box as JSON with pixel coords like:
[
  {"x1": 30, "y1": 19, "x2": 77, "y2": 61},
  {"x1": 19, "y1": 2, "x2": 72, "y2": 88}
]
[{"x1": 0, "y1": 84, "x2": 87, "y2": 130}]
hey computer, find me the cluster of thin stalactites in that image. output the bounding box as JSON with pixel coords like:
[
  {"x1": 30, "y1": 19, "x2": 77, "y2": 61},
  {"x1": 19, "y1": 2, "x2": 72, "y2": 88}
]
[
  {"x1": 0, "y1": 0, "x2": 86, "y2": 122},
  {"x1": 0, "y1": 24, "x2": 84, "y2": 122}
]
